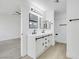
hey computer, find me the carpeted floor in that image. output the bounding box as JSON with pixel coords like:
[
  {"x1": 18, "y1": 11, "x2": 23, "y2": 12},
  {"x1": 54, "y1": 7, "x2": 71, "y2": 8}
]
[{"x1": 0, "y1": 38, "x2": 21, "y2": 59}]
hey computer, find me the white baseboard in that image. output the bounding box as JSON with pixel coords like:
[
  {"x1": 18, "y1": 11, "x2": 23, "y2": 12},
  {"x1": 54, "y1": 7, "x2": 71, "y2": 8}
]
[
  {"x1": 55, "y1": 40, "x2": 66, "y2": 44},
  {"x1": 66, "y1": 52, "x2": 72, "y2": 59},
  {"x1": 0, "y1": 37, "x2": 21, "y2": 42},
  {"x1": 52, "y1": 41, "x2": 55, "y2": 46}
]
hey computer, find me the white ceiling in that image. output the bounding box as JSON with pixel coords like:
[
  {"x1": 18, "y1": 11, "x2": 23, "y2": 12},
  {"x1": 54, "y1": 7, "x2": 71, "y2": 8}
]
[
  {"x1": 53, "y1": 0, "x2": 66, "y2": 13},
  {"x1": 0, "y1": 0, "x2": 21, "y2": 15},
  {"x1": 28, "y1": 0, "x2": 66, "y2": 13},
  {"x1": 0, "y1": 0, "x2": 66, "y2": 15}
]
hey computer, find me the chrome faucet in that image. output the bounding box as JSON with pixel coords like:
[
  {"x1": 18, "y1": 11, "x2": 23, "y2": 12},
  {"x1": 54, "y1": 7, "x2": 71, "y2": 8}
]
[
  {"x1": 42, "y1": 29, "x2": 45, "y2": 33},
  {"x1": 32, "y1": 29, "x2": 37, "y2": 34}
]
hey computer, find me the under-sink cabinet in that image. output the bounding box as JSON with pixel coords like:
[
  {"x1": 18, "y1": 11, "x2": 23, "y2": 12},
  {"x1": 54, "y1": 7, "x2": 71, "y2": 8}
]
[{"x1": 28, "y1": 34, "x2": 53, "y2": 59}]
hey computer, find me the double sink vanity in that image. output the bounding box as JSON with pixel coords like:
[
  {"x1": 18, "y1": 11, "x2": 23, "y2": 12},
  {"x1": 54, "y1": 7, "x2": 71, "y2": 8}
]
[{"x1": 28, "y1": 32, "x2": 54, "y2": 59}]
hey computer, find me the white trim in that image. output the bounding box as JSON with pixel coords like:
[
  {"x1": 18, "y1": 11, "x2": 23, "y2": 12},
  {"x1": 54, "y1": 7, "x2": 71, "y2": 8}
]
[
  {"x1": 66, "y1": 52, "x2": 72, "y2": 59},
  {"x1": 0, "y1": 37, "x2": 20, "y2": 42},
  {"x1": 55, "y1": 39, "x2": 66, "y2": 44}
]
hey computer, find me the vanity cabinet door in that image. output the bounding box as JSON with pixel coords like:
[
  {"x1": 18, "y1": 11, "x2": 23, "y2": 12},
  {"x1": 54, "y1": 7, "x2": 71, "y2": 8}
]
[
  {"x1": 41, "y1": 37, "x2": 45, "y2": 53},
  {"x1": 46, "y1": 36, "x2": 50, "y2": 47},
  {"x1": 48, "y1": 36, "x2": 52, "y2": 46},
  {"x1": 36, "y1": 38, "x2": 44, "y2": 57}
]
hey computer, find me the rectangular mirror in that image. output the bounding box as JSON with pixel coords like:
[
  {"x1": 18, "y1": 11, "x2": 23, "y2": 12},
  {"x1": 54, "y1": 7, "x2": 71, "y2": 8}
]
[
  {"x1": 40, "y1": 20, "x2": 51, "y2": 29},
  {"x1": 39, "y1": 17, "x2": 44, "y2": 29},
  {"x1": 29, "y1": 13, "x2": 38, "y2": 29}
]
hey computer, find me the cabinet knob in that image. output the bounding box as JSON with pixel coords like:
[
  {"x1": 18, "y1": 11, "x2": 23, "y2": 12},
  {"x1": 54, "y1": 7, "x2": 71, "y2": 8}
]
[
  {"x1": 45, "y1": 42, "x2": 47, "y2": 44},
  {"x1": 45, "y1": 46, "x2": 47, "y2": 48},
  {"x1": 42, "y1": 43, "x2": 44, "y2": 46},
  {"x1": 21, "y1": 33, "x2": 23, "y2": 35},
  {"x1": 45, "y1": 38, "x2": 47, "y2": 40},
  {"x1": 48, "y1": 40, "x2": 50, "y2": 42},
  {"x1": 36, "y1": 38, "x2": 38, "y2": 41}
]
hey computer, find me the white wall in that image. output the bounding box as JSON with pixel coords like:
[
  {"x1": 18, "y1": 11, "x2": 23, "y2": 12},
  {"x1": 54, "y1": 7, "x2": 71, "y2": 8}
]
[
  {"x1": 67, "y1": 0, "x2": 79, "y2": 19},
  {"x1": 54, "y1": 12, "x2": 67, "y2": 43},
  {"x1": 67, "y1": 0, "x2": 79, "y2": 59},
  {"x1": 0, "y1": 15, "x2": 21, "y2": 41},
  {"x1": 0, "y1": 0, "x2": 21, "y2": 14}
]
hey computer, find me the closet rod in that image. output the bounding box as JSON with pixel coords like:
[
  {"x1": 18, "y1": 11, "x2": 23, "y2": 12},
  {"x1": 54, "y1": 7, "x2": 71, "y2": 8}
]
[{"x1": 69, "y1": 19, "x2": 79, "y2": 22}]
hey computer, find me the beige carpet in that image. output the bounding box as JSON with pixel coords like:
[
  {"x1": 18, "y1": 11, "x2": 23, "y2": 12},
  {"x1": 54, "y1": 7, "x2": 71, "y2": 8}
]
[
  {"x1": 0, "y1": 38, "x2": 21, "y2": 59},
  {"x1": 22, "y1": 43, "x2": 71, "y2": 59}
]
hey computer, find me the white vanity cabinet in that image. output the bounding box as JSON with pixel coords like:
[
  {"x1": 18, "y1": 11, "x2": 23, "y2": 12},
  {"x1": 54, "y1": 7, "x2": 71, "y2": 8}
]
[{"x1": 28, "y1": 34, "x2": 53, "y2": 59}]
